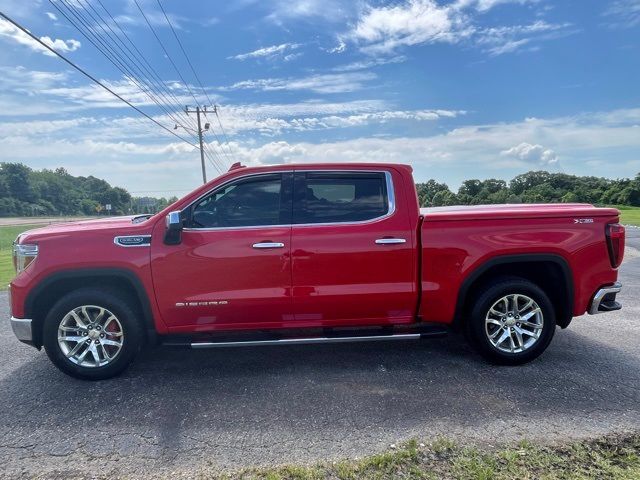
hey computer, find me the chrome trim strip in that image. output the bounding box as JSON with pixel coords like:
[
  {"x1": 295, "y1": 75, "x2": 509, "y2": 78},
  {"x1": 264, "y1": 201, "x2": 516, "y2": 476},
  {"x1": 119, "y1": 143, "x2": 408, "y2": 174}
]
[
  {"x1": 589, "y1": 282, "x2": 622, "y2": 315},
  {"x1": 375, "y1": 238, "x2": 407, "y2": 244},
  {"x1": 191, "y1": 333, "x2": 421, "y2": 349},
  {"x1": 184, "y1": 224, "x2": 291, "y2": 232},
  {"x1": 182, "y1": 169, "x2": 396, "y2": 232},
  {"x1": 10, "y1": 316, "x2": 33, "y2": 342},
  {"x1": 113, "y1": 235, "x2": 152, "y2": 248},
  {"x1": 252, "y1": 242, "x2": 285, "y2": 249}
]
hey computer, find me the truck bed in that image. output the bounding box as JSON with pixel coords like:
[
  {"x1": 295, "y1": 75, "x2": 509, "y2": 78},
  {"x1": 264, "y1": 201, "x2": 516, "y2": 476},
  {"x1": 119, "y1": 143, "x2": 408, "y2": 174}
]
[{"x1": 418, "y1": 203, "x2": 620, "y2": 325}]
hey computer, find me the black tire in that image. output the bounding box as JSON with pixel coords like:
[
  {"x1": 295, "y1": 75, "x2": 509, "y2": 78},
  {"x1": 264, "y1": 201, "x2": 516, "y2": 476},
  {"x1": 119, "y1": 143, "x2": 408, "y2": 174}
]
[
  {"x1": 466, "y1": 277, "x2": 556, "y2": 365},
  {"x1": 43, "y1": 288, "x2": 143, "y2": 380}
]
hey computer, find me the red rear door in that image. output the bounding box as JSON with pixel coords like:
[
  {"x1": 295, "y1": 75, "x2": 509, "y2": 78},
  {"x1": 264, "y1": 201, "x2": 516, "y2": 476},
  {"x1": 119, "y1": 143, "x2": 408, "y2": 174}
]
[
  {"x1": 151, "y1": 172, "x2": 294, "y2": 332},
  {"x1": 291, "y1": 169, "x2": 416, "y2": 327}
]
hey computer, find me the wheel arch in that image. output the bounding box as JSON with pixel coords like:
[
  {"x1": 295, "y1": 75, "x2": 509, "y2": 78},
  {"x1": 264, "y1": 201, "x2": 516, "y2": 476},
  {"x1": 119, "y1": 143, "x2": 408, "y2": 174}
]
[
  {"x1": 453, "y1": 254, "x2": 574, "y2": 330},
  {"x1": 25, "y1": 268, "x2": 156, "y2": 349}
]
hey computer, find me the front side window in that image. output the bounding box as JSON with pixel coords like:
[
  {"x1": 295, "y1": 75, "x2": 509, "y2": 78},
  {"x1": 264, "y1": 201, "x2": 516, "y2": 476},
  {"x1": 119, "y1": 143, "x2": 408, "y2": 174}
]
[
  {"x1": 294, "y1": 172, "x2": 389, "y2": 224},
  {"x1": 189, "y1": 174, "x2": 284, "y2": 228}
]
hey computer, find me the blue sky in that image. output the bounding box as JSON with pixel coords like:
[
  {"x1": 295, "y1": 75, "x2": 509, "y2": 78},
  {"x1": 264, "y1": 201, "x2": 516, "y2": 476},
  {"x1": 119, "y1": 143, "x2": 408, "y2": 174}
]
[{"x1": 0, "y1": 0, "x2": 639, "y2": 197}]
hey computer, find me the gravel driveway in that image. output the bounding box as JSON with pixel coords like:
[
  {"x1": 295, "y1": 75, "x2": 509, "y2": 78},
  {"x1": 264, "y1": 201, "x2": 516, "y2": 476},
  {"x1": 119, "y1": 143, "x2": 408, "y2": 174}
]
[{"x1": 1, "y1": 230, "x2": 639, "y2": 478}]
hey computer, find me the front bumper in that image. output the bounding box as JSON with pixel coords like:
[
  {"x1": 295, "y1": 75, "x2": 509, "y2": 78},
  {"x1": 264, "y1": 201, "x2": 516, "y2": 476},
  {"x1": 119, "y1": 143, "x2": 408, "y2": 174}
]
[
  {"x1": 589, "y1": 282, "x2": 622, "y2": 315},
  {"x1": 10, "y1": 316, "x2": 33, "y2": 344}
]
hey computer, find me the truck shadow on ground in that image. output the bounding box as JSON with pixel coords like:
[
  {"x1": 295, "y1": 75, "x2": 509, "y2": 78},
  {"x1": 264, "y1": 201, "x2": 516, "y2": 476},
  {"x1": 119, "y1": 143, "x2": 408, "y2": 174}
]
[{"x1": 1, "y1": 328, "x2": 639, "y2": 465}]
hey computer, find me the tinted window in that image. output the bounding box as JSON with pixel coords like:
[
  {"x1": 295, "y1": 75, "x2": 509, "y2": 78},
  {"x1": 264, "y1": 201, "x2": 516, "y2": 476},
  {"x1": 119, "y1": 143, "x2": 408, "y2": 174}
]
[
  {"x1": 294, "y1": 172, "x2": 389, "y2": 224},
  {"x1": 190, "y1": 175, "x2": 283, "y2": 228}
]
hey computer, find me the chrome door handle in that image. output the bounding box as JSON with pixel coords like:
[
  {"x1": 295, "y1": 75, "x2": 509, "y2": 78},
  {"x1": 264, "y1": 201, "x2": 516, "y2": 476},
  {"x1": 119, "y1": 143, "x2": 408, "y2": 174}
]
[
  {"x1": 252, "y1": 242, "x2": 285, "y2": 249},
  {"x1": 375, "y1": 238, "x2": 407, "y2": 245}
]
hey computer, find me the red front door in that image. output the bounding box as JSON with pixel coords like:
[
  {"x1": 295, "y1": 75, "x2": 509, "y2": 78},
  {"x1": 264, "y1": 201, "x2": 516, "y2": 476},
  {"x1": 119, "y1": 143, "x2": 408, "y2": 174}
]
[
  {"x1": 291, "y1": 169, "x2": 416, "y2": 327},
  {"x1": 150, "y1": 173, "x2": 294, "y2": 332}
]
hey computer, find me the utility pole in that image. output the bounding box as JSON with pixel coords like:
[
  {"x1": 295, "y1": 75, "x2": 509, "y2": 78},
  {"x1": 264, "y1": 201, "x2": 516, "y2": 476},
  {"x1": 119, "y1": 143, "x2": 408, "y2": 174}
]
[{"x1": 183, "y1": 105, "x2": 212, "y2": 184}]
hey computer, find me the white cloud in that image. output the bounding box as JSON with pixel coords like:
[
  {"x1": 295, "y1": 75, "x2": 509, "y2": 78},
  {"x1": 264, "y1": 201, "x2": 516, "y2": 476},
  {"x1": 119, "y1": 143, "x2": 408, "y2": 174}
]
[
  {"x1": 0, "y1": 101, "x2": 461, "y2": 140},
  {"x1": 327, "y1": 39, "x2": 346, "y2": 53},
  {"x1": 221, "y1": 72, "x2": 377, "y2": 94},
  {"x1": 3, "y1": 107, "x2": 640, "y2": 195},
  {"x1": 342, "y1": 0, "x2": 573, "y2": 56},
  {"x1": 455, "y1": 0, "x2": 540, "y2": 12},
  {"x1": 350, "y1": 0, "x2": 470, "y2": 55},
  {"x1": 0, "y1": 67, "x2": 217, "y2": 114},
  {"x1": 40, "y1": 36, "x2": 81, "y2": 54},
  {"x1": 265, "y1": 0, "x2": 355, "y2": 24},
  {"x1": 0, "y1": 18, "x2": 81, "y2": 57},
  {"x1": 45, "y1": 12, "x2": 58, "y2": 21},
  {"x1": 501, "y1": 142, "x2": 558, "y2": 165},
  {"x1": 228, "y1": 43, "x2": 301, "y2": 61},
  {"x1": 477, "y1": 20, "x2": 573, "y2": 56},
  {"x1": 218, "y1": 107, "x2": 465, "y2": 135},
  {"x1": 227, "y1": 108, "x2": 640, "y2": 180},
  {"x1": 603, "y1": 0, "x2": 640, "y2": 28},
  {"x1": 332, "y1": 55, "x2": 407, "y2": 72}
]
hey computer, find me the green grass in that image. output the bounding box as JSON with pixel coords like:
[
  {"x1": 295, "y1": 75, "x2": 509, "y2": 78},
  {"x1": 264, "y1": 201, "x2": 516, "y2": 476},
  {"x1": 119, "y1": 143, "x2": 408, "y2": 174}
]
[
  {"x1": 0, "y1": 224, "x2": 43, "y2": 289},
  {"x1": 217, "y1": 435, "x2": 640, "y2": 480},
  {"x1": 611, "y1": 205, "x2": 640, "y2": 227}
]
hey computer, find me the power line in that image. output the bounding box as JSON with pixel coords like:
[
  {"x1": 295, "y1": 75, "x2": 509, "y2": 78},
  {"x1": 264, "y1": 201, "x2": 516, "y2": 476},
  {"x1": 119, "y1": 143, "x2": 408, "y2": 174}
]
[
  {"x1": 133, "y1": 0, "x2": 200, "y2": 107},
  {"x1": 153, "y1": 0, "x2": 234, "y2": 165},
  {"x1": 94, "y1": 0, "x2": 199, "y2": 131},
  {"x1": 134, "y1": 0, "x2": 234, "y2": 169},
  {"x1": 53, "y1": 0, "x2": 198, "y2": 136},
  {"x1": 212, "y1": 106, "x2": 235, "y2": 159},
  {"x1": 52, "y1": 1, "x2": 180, "y2": 125},
  {"x1": 156, "y1": 0, "x2": 213, "y2": 106},
  {"x1": 200, "y1": 107, "x2": 233, "y2": 164},
  {"x1": 0, "y1": 10, "x2": 197, "y2": 147},
  {"x1": 202, "y1": 138, "x2": 227, "y2": 173},
  {"x1": 80, "y1": 0, "x2": 221, "y2": 181}
]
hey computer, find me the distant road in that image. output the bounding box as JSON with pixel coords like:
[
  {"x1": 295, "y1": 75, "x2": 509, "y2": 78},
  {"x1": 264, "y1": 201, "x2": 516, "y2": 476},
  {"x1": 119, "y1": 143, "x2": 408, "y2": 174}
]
[{"x1": 0, "y1": 216, "x2": 96, "y2": 226}]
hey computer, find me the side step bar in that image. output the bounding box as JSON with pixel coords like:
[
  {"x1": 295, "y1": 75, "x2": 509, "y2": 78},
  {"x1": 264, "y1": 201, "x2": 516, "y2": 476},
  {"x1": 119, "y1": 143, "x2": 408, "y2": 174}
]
[{"x1": 190, "y1": 333, "x2": 424, "y2": 349}]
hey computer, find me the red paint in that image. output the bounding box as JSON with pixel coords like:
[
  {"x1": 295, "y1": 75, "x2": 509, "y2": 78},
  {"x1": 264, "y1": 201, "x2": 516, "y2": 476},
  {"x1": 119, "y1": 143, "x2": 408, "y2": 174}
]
[{"x1": 9, "y1": 163, "x2": 622, "y2": 337}]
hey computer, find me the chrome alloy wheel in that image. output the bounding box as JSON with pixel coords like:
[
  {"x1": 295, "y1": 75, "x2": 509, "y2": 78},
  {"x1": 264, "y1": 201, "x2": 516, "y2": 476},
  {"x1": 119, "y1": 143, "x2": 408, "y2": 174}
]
[
  {"x1": 484, "y1": 294, "x2": 544, "y2": 353},
  {"x1": 57, "y1": 305, "x2": 124, "y2": 368}
]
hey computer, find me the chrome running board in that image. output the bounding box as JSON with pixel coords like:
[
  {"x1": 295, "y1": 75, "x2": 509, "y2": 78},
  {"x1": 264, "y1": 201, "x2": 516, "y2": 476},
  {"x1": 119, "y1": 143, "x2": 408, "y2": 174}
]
[{"x1": 190, "y1": 333, "x2": 423, "y2": 349}]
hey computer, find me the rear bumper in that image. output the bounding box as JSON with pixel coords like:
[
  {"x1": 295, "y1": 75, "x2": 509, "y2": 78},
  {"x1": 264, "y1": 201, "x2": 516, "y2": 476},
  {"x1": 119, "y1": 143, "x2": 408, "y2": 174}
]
[
  {"x1": 589, "y1": 282, "x2": 622, "y2": 315},
  {"x1": 10, "y1": 316, "x2": 34, "y2": 345}
]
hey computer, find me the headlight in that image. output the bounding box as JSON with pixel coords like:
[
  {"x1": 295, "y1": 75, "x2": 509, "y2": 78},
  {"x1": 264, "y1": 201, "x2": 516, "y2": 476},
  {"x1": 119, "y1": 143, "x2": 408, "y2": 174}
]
[{"x1": 12, "y1": 243, "x2": 38, "y2": 274}]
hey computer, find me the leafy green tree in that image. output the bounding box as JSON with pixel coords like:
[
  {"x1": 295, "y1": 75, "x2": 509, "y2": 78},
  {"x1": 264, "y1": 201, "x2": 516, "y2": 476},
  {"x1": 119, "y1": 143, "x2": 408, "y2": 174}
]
[{"x1": 415, "y1": 180, "x2": 451, "y2": 207}]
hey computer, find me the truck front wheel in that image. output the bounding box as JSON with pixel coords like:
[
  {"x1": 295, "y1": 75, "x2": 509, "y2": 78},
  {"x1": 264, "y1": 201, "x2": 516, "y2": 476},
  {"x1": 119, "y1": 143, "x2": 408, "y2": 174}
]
[
  {"x1": 43, "y1": 289, "x2": 143, "y2": 380},
  {"x1": 467, "y1": 278, "x2": 556, "y2": 365}
]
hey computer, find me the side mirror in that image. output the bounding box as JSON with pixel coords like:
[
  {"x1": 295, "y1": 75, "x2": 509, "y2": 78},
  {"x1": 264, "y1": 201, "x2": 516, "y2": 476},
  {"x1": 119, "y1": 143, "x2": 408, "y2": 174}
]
[{"x1": 164, "y1": 210, "x2": 183, "y2": 245}]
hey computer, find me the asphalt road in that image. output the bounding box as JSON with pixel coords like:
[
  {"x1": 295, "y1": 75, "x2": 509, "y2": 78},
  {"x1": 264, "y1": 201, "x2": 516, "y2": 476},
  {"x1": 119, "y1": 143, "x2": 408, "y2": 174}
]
[{"x1": 1, "y1": 230, "x2": 639, "y2": 478}]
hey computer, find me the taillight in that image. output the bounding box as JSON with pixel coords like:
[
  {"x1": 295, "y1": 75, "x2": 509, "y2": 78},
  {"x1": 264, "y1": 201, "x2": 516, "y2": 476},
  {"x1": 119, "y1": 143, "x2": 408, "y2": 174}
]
[{"x1": 606, "y1": 223, "x2": 625, "y2": 268}]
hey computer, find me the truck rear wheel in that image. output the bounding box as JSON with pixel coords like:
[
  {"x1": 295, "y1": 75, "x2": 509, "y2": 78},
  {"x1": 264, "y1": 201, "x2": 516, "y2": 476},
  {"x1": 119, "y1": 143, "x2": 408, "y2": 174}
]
[
  {"x1": 467, "y1": 278, "x2": 556, "y2": 365},
  {"x1": 43, "y1": 289, "x2": 143, "y2": 380}
]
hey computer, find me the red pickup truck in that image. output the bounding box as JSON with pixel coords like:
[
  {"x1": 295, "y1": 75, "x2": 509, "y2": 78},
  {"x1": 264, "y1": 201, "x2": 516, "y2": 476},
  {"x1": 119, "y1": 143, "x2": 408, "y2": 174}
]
[{"x1": 9, "y1": 163, "x2": 625, "y2": 380}]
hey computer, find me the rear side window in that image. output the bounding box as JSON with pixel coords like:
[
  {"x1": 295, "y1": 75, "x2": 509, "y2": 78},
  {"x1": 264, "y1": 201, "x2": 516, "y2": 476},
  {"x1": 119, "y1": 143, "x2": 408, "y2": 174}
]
[
  {"x1": 189, "y1": 174, "x2": 284, "y2": 228},
  {"x1": 294, "y1": 172, "x2": 389, "y2": 224}
]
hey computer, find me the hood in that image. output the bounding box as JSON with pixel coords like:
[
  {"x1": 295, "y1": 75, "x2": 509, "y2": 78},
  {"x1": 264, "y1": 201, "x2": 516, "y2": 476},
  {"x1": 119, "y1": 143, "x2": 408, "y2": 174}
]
[{"x1": 16, "y1": 216, "x2": 154, "y2": 243}]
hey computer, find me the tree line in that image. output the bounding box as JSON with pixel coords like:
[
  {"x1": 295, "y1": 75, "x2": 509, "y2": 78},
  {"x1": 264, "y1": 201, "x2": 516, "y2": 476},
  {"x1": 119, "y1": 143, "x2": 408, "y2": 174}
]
[
  {"x1": 417, "y1": 170, "x2": 640, "y2": 208},
  {"x1": 0, "y1": 163, "x2": 176, "y2": 216},
  {"x1": 1, "y1": 162, "x2": 639, "y2": 217}
]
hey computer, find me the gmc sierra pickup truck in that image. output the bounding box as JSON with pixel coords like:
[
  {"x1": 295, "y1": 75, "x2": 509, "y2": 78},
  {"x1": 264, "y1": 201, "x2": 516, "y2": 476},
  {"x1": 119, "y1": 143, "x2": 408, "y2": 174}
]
[{"x1": 9, "y1": 163, "x2": 625, "y2": 380}]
